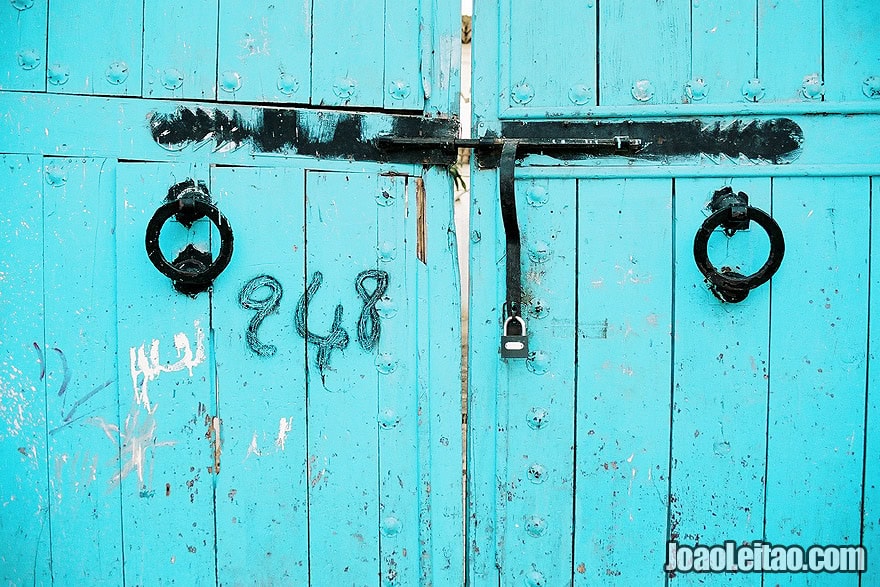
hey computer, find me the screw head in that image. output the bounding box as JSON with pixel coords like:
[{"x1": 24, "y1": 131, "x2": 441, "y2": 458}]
[
  {"x1": 375, "y1": 295, "x2": 398, "y2": 319},
  {"x1": 16, "y1": 49, "x2": 40, "y2": 71},
  {"x1": 44, "y1": 164, "x2": 67, "y2": 187},
  {"x1": 388, "y1": 80, "x2": 411, "y2": 100},
  {"x1": 332, "y1": 78, "x2": 357, "y2": 100},
  {"x1": 162, "y1": 68, "x2": 184, "y2": 90},
  {"x1": 863, "y1": 76, "x2": 880, "y2": 99},
  {"x1": 528, "y1": 241, "x2": 552, "y2": 263},
  {"x1": 801, "y1": 73, "x2": 824, "y2": 100},
  {"x1": 277, "y1": 73, "x2": 299, "y2": 96},
  {"x1": 511, "y1": 81, "x2": 535, "y2": 105},
  {"x1": 375, "y1": 352, "x2": 397, "y2": 374},
  {"x1": 377, "y1": 241, "x2": 397, "y2": 262},
  {"x1": 379, "y1": 408, "x2": 400, "y2": 429},
  {"x1": 631, "y1": 79, "x2": 654, "y2": 102},
  {"x1": 105, "y1": 61, "x2": 129, "y2": 85},
  {"x1": 219, "y1": 70, "x2": 242, "y2": 93},
  {"x1": 568, "y1": 83, "x2": 592, "y2": 105},
  {"x1": 380, "y1": 516, "x2": 402, "y2": 536},
  {"x1": 741, "y1": 78, "x2": 765, "y2": 102},
  {"x1": 47, "y1": 63, "x2": 69, "y2": 86},
  {"x1": 685, "y1": 78, "x2": 709, "y2": 101},
  {"x1": 10, "y1": 0, "x2": 34, "y2": 10},
  {"x1": 527, "y1": 350, "x2": 551, "y2": 375}
]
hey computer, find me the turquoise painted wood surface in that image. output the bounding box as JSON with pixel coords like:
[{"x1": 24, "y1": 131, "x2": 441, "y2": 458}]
[
  {"x1": 470, "y1": 2, "x2": 880, "y2": 585},
  {"x1": 0, "y1": 2, "x2": 460, "y2": 584}
]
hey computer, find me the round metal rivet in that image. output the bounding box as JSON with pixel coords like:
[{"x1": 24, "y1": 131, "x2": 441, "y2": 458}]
[
  {"x1": 47, "y1": 64, "x2": 69, "y2": 86},
  {"x1": 377, "y1": 242, "x2": 397, "y2": 262},
  {"x1": 524, "y1": 570, "x2": 546, "y2": 587},
  {"x1": 527, "y1": 299, "x2": 549, "y2": 320},
  {"x1": 162, "y1": 68, "x2": 184, "y2": 90},
  {"x1": 685, "y1": 78, "x2": 708, "y2": 101},
  {"x1": 631, "y1": 79, "x2": 654, "y2": 102},
  {"x1": 10, "y1": 0, "x2": 34, "y2": 10},
  {"x1": 741, "y1": 78, "x2": 765, "y2": 102},
  {"x1": 44, "y1": 164, "x2": 67, "y2": 187},
  {"x1": 375, "y1": 295, "x2": 398, "y2": 319},
  {"x1": 801, "y1": 73, "x2": 823, "y2": 100},
  {"x1": 105, "y1": 61, "x2": 129, "y2": 85},
  {"x1": 526, "y1": 407, "x2": 549, "y2": 430},
  {"x1": 16, "y1": 49, "x2": 40, "y2": 71},
  {"x1": 526, "y1": 463, "x2": 547, "y2": 484},
  {"x1": 527, "y1": 350, "x2": 550, "y2": 375},
  {"x1": 333, "y1": 78, "x2": 357, "y2": 100},
  {"x1": 567, "y1": 83, "x2": 592, "y2": 106},
  {"x1": 277, "y1": 73, "x2": 300, "y2": 96},
  {"x1": 379, "y1": 408, "x2": 400, "y2": 429},
  {"x1": 863, "y1": 76, "x2": 880, "y2": 99},
  {"x1": 219, "y1": 70, "x2": 242, "y2": 93},
  {"x1": 470, "y1": 230, "x2": 481, "y2": 243},
  {"x1": 528, "y1": 241, "x2": 551, "y2": 263},
  {"x1": 524, "y1": 515, "x2": 548, "y2": 537},
  {"x1": 375, "y1": 353, "x2": 397, "y2": 374},
  {"x1": 388, "y1": 80, "x2": 411, "y2": 100},
  {"x1": 376, "y1": 189, "x2": 395, "y2": 207},
  {"x1": 525, "y1": 185, "x2": 548, "y2": 207},
  {"x1": 511, "y1": 81, "x2": 535, "y2": 105},
  {"x1": 381, "y1": 516, "x2": 402, "y2": 536}
]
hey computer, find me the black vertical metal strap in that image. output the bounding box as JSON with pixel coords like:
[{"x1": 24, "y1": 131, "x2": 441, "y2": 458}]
[{"x1": 499, "y1": 141, "x2": 521, "y2": 319}]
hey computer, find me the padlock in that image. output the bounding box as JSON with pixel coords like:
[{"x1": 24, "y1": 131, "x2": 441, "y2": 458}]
[{"x1": 500, "y1": 315, "x2": 529, "y2": 359}]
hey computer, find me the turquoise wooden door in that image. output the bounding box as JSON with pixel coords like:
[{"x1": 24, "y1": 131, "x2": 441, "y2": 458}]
[
  {"x1": 0, "y1": 2, "x2": 462, "y2": 585},
  {"x1": 468, "y1": 1, "x2": 880, "y2": 585}
]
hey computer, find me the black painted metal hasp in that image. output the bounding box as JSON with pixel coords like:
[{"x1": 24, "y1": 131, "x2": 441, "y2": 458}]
[
  {"x1": 145, "y1": 179, "x2": 234, "y2": 296},
  {"x1": 693, "y1": 187, "x2": 785, "y2": 303}
]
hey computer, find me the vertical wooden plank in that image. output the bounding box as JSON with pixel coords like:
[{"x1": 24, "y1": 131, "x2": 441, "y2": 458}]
[
  {"x1": 305, "y1": 170, "x2": 380, "y2": 581},
  {"x1": 46, "y1": 0, "x2": 142, "y2": 96},
  {"x1": 824, "y1": 0, "x2": 880, "y2": 102},
  {"x1": 499, "y1": 178, "x2": 576, "y2": 586},
  {"x1": 471, "y1": 0, "x2": 501, "y2": 135},
  {"x1": 43, "y1": 157, "x2": 123, "y2": 583},
  {"x1": 758, "y1": 0, "x2": 822, "y2": 102},
  {"x1": 424, "y1": 0, "x2": 461, "y2": 117},
  {"x1": 116, "y1": 162, "x2": 217, "y2": 584},
  {"x1": 211, "y1": 166, "x2": 308, "y2": 584},
  {"x1": 0, "y1": 0, "x2": 47, "y2": 91},
  {"x1": 311, "y1": 0, "x2": 384, "y2": 108},
  {"x1": 573, "y1": 178, "x2": 673, "y2": 584},
  {"x1": 598, "y1": 0, "x2": 689, "y2": 105},
  {"x1": 421, "y1": 167, "x2": 463, "y2": 586},
  {"x1": 375, "y1": 174, "x2": 420, "y2": 585},
  {"x1": 466, "y1": 168, "x2": 502, "y2": 585},
  {"x1": 216, "y1": 0, "x2": 312, "y2": 103},
  {"x1": 691, "y1": 0, "x2": 757, "y2": 104},
  {"x1": 669, "y1": 178, "x2": 770, "y2": 587},
  {"x1": 506, "y1": 0, "x2": 597, "y2": 109},
  {"x1": 143, "y1": 0, "x2": 218, "y2": 100},
  {"x1": 863, "y1": 177, "x2": 879, "y2": 585},
  {"x1": 384, "y1": 0, "x2": 422, "y2": 110},
  {"x1": 765, "y1": 176, "x2": 868, "y2": 586},
  {"x1": 0, "y1": 154, "x2": 51, "y2": 583}
]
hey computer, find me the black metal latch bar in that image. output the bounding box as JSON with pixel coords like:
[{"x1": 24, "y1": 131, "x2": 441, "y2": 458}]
[{"x1": 377, "y1": 134, "x2": 642, "y2": 359}]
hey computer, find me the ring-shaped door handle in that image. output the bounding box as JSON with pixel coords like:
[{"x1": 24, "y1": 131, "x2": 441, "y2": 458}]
[
  {"x1": 693, "y1": 197, "x2": 784, "y2": 303},
  {"x1": 145, "y1": 180, "x2": 234, "y2": 295}
]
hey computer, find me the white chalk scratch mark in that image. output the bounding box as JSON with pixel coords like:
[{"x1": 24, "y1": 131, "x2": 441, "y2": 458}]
[
  {"x1": 245, "y1": 432, "x2": 262, "y2": 460},
  {"x1": 275, "y1": 417, "x2": 293, "y2": 451},
  {"x1": 129, "y1": 321, "x2": 206, "y2": 414}
]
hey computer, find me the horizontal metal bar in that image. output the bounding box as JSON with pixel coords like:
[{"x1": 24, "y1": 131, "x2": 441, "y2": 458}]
[
  {"x1": 509, "y1": 164, "x2": 880, "y2": 180},
  {"x1": 500, "y1": 101, "x2": 880, "y2": 120}
]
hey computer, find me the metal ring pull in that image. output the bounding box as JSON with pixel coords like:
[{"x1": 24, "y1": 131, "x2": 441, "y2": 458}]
[
  {"x1": 693, "y1": 187, "x2": 784, "y2": 303},
  {"x1": 145, "y1": 179, "x2": 234, "y2": 296}
]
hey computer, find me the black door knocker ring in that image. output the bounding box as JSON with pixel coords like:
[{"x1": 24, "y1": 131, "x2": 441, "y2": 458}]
[
  {"x1": 145, "y1": 179, "x2": 234, "y2": 296},
  {"x1": 693, "y1": 187, "x2": 784, "y2": 303}
]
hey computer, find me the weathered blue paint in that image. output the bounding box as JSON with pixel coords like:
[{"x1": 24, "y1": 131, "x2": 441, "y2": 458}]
[
  {"x1": 0, "y1": 3, "x2": 460, "y2": 583},
  {"x1": 469, "y1": 1, "x2": 880, "y2": 585}
]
